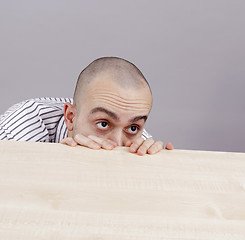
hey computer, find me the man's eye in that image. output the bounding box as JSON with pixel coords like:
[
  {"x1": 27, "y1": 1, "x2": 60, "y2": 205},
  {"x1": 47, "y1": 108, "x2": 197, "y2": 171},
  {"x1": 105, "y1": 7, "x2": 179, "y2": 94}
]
[
  {"x1": 127, "y1": 125, "x2": 139, "y2": 134},
  {"x1": 96, "y1": 121, "x2": 109, "y2": 130}
]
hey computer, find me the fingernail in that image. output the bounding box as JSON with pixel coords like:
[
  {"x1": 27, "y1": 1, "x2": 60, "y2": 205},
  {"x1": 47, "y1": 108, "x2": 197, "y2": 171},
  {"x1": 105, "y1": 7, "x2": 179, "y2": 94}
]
[
  {"x1": 148, "y1": 146, "x2": 155, "y2": 154},
  {"x1": 137, "y1": 150, "x2": 144, "y2": 156}
]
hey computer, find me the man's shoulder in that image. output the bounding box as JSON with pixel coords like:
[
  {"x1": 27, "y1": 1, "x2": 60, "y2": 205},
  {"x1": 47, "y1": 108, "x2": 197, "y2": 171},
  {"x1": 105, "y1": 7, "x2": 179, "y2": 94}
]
[
  {"x1": 0, "y1": 97, "x2": 73, "y2": 124},
  {"x1": 31, "y1": 97, "x2": 73, "y2": 106},
  {"x1": 0, "y1": 97, "x2": 73, "y2": 142},
  {"x1": 28, "y1": 97, "x2": 73, "y2": 111}
]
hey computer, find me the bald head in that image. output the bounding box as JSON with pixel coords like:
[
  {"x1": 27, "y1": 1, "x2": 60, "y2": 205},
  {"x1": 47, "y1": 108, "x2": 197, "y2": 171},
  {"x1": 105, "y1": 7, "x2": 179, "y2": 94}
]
[{"x1": 73, "y1": 57, "x2": 151, "y2": 109}]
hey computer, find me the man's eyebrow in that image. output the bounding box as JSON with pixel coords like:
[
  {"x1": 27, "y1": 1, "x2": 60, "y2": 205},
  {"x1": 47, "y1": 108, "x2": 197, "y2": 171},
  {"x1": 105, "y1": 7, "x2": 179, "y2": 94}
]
[
  {"x1": 90, "y1": 107, "x2": 119, "y2": 121},
  {"x1": 129, "y1": 115, "x2": 148, "y2": 123}
]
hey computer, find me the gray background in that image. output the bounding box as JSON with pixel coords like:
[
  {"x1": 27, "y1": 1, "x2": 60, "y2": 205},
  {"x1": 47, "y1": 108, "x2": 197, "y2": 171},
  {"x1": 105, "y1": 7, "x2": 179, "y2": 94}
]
[{"x1": 0, "y1": 0, "x2": 244, "y2": 152}]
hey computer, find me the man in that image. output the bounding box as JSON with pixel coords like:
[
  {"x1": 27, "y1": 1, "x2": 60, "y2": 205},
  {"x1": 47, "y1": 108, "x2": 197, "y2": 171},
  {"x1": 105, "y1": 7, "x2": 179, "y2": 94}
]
[{"x1": 0, "y1": 57, "x2": 173, "y2": 155}]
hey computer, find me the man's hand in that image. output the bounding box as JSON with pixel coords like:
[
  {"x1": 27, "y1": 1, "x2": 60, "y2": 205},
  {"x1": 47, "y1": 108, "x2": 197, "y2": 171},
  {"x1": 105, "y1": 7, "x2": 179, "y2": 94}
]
[
  {"x1": 61, "y1": 134, "x2": 117, "y2": 150},
  {"x1": 125, "y1": 137, "x2": 174, "y2": 155},
  {"x1": 61, "y1": 134, "x2": 173, "y2": 155}
]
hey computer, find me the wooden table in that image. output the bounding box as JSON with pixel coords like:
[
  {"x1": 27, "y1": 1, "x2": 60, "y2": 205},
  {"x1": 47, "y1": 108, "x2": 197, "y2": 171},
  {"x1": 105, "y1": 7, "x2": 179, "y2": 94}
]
[{"x1": 0, "y1": 140, "x2": 245, "y2": 239}]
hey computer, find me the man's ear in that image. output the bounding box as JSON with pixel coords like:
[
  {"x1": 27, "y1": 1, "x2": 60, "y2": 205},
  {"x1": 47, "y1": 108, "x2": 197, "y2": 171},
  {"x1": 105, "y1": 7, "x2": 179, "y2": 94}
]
[{"x1": 64, "y1": 102, "x2": 76, "y2": 131}]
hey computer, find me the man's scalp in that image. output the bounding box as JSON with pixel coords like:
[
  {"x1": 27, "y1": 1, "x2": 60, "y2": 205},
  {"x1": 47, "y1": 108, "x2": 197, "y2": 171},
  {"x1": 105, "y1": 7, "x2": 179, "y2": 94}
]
[{"x1": 73, "y1": 57, "x2": 151, "y2": 108}]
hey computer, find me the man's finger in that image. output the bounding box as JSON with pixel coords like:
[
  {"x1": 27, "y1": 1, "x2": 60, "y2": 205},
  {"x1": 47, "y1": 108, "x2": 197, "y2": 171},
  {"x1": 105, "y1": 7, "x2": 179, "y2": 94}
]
[
  {"x1": 165, "y1": 142, "x2": 174, "y2": 150},
  {"x1": 129, "y1": 137, "x2": 145, "y2": 153},
  {"x1": 74, "y1": 134, "x2": 101, "y2": 149},
  {"x1": 137, "y1": 138, "x2": 155, "y2": 155},
  {"x1": 147, "y1": 141, "x2": 164, "y2": 154},
  {"x1": 60, "y1": 137, "x2": 77, "y2": 147},
  {"x1": 125, "y1": 140, "x2": 132, "y2": 147},
  {"x1": 88, "y1": 135, "x2": 117, "y2": 150}
]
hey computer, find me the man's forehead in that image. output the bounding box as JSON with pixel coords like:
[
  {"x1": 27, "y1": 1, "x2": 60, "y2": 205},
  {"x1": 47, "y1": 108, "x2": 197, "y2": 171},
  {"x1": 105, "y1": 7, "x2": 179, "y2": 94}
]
[
  {"x1": 87, "y1": 94, "x2": 152, "y2": 112},
  {"x1": 90, "y1": 106, "x2": 148, "y2": 123},
  {"x1": 86, "y1": 77, "x2": 151, "y2": 99},
  {"x1": 80, "y1": 75, "x2": 152, "y2": 113}
]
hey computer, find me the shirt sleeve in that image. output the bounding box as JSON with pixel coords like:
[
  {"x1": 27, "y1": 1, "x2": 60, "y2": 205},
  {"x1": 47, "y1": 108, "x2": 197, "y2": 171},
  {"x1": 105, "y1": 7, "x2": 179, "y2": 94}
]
[
  {"x1": 141, "y1": 128, "x2": 152, "y2": 139},
  {"x1": 0, "y1": 100, "x2": 26, "y2": 140},
  {"x1": 0, "y1": 99, "x2": 50, "y2": 142}
]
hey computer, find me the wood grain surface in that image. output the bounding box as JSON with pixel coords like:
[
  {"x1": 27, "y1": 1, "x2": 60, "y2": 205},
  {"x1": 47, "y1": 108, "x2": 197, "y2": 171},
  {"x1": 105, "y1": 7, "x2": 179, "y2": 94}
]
[{"x1": 0, "y1": 140, "x2": 245, "y2": 239}]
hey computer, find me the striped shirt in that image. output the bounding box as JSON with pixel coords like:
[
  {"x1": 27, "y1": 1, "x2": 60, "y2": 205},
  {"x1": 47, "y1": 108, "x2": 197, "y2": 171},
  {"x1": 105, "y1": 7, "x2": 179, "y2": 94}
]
[{"x1": 0, "y1": 97, "x2": 152, "y2": 143}]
